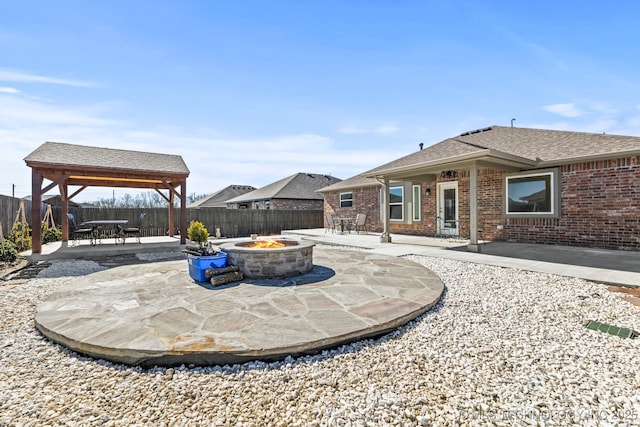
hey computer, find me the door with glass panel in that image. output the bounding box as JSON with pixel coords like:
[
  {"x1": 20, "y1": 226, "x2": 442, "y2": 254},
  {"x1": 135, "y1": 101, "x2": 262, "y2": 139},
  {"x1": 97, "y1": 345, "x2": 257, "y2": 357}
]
[{"x1": 437, "y1": 182, "x2": 458, "y2": 236}]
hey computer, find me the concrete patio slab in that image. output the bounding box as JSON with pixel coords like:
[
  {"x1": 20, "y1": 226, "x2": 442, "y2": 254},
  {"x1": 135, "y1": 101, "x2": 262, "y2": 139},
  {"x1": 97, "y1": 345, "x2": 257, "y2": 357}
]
[{"x1": 35, "y1": 248, "x2": 444, "y2": 367}]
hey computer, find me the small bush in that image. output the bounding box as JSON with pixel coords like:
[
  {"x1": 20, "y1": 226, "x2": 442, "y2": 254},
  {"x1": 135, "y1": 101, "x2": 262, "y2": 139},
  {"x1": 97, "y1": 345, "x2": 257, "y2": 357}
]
[
  {"x1": 0, "y1": 239, "x2": 18, "y2": 263},
  {"x1": 42, "y1": 223, "x2": 62, "y2": 244},
  {"x1": 9, "y1": 222, "x2": 32, "y2": 252},
  {"x1": 187, "y1": 220, "x2": 210, "y2": 245}
]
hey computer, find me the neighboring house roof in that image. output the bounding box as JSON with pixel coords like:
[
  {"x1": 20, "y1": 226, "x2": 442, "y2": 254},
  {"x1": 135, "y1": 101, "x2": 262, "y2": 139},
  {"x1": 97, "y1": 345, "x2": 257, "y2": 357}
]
[
  {"x1": 24, "y1": 141, "x2": 190, "y2": 175},
  {"x1": 367, "y1": 126, "x2": 640, "y2": 178},
  {"x1": 318, "y1": 126, "x2": 640, "y2": 192},
  {"x1": 188, "y1": 185, "x2": 256, "y2": 208},
  {"x1": 225, "y1": 173, "x2": 342, "y2": 203},
  {"x1": 23, "y1": 194, "x2": 81, "y2": 207}
]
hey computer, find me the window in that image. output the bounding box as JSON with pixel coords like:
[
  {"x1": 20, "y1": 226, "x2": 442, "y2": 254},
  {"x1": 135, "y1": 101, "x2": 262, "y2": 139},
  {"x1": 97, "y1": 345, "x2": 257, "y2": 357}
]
[
  {"x1": 505, "y1": 169, "x2": 559, "y2": 217},
  {"x1": 340, "y1": 192, "x2": 353, "y2": 208},
  {"x1": 265, "y1": 200, "x2": 270, "y2": 210},
  {"x1": 389, "y1": 186, "x2": 404, "y2": 220},
  {"x1": 412, "y1": 185, "x2": 421, "y2": 221}
]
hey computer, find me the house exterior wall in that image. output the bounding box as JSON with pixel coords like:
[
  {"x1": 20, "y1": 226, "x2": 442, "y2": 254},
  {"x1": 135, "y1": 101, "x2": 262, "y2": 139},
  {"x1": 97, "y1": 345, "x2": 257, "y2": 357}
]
[
  {"x1": 323, "y1": 155, "x2": 640, "y2": 250},
  {"x1": 271, "y1": 199, "x2": 324, "y2": 210},
  {"x1": 323, "y1": 187, "x2": 383, "y2": 231},
  {"x1": 502, "y1": 156, "x2": 640, "y2": 249},
  {"x1": 228, "y1": 199, "x2": 324, "y2": 210}
]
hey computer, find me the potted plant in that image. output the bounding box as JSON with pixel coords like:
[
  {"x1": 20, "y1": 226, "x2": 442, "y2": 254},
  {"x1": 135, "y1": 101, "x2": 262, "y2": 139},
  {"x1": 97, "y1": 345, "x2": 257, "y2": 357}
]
[{"x1": 184, "y1": 221, "x2": 227, "y2": 282}]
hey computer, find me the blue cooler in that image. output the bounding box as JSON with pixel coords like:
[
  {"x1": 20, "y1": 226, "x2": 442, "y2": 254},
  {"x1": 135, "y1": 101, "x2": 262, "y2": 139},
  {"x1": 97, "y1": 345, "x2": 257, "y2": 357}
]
[{"x1": 187, "y1": 252, "x2": 228, "y2": 282}]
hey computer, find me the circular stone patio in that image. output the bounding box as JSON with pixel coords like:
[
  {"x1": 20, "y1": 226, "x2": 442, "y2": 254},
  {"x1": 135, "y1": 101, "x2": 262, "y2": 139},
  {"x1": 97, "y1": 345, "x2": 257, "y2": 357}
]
[{"x1": 35, "y1": 248, "x2": 444, "y2": 367}]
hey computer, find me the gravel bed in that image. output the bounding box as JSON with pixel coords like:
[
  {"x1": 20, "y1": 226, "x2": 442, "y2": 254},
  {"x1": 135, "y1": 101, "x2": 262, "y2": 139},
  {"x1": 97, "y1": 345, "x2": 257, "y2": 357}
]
[{"x1": 1, "y1": 256, "x2": 639, "y2": 426}]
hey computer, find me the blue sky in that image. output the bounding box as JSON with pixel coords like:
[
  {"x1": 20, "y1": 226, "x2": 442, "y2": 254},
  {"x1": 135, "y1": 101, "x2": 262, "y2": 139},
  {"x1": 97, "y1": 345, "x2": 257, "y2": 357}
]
[{"x1": 1, "y1": 1, "x2": 639, "y2": 202}]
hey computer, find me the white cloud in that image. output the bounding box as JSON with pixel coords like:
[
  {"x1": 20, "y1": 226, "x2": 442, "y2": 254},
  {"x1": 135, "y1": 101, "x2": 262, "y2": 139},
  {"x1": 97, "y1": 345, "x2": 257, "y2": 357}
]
[
  {"x1": 0, "y1": 69, "x2": 98, "y2": 87},
  {"x1": 0, "y1": 91, "x2": 406, "y2": 201},
  {"x1": 543, "y1": 103, "x2": 583, "y2": 118},
  {"x1": 0, "y1": 86, "x2": 20, "y2": 94}
]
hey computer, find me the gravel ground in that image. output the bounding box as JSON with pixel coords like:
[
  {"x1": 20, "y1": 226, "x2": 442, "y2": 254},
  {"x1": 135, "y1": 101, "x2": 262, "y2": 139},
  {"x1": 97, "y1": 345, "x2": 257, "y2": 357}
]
[{"x1": 1, "y1": 254, "x2": 640, "y2": 426}]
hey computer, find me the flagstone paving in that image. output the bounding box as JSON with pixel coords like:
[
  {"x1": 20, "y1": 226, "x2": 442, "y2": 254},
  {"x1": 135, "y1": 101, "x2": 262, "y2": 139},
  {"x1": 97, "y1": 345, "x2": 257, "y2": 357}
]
[{"x1": 35, "y1": 248, "x2": 443, "y2": 367}]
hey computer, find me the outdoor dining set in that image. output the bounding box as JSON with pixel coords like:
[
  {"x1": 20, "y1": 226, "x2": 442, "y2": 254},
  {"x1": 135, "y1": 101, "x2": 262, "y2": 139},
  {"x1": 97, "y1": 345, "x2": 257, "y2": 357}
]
[
  {"x1": 67, "y1": 213, "x2": 146, "y2": 246},
  {"x1": 325, "y1": 213, "x2": 368, "y2": 234}
]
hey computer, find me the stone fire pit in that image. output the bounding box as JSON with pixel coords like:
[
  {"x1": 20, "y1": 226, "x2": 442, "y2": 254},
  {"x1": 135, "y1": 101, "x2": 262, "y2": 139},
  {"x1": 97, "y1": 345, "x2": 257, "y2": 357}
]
[{"x1": 219, "y1": 239, "x2": 314, "y2": 279}]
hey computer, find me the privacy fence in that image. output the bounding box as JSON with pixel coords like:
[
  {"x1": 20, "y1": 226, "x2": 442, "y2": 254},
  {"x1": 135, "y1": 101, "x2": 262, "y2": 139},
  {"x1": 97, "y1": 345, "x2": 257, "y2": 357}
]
[{"x1": 0, "y1": 195, "x2": 323, "y2": 239}]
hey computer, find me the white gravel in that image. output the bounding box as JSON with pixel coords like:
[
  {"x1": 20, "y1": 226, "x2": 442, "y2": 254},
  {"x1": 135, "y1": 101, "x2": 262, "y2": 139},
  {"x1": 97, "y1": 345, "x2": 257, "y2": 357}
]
[{"x1": 1, "y1": 255, "x2": 640, "y2": 426}]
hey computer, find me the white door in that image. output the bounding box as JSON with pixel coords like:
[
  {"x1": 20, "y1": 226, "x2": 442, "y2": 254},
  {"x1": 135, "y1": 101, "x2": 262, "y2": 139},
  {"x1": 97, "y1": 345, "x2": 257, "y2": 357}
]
[{"x1": 437, "y1": 182, "x2": 459, "y2": 236}]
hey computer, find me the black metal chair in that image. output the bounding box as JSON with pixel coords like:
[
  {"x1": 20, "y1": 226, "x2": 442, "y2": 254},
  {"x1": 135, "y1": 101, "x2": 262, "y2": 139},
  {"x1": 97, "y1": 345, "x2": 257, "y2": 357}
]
[
  {"x1": 124, "y1": 212, "x2": 146, "y2": 243},
  {"x1": 67, "y1": 213, "x2": 94, "y2": 245}
]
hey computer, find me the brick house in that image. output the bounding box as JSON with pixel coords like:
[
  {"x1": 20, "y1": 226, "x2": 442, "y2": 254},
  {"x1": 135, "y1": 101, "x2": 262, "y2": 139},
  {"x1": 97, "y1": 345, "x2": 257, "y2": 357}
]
[
  {"x1": 318, "y1": 126, "x2": 640, "y2": 251},
  {"x1": 188, "y1": 185, "x2": 256, "y2": 208},
  {"x1": 225, "y1": 172, "x2": 341, "y2": 210}
]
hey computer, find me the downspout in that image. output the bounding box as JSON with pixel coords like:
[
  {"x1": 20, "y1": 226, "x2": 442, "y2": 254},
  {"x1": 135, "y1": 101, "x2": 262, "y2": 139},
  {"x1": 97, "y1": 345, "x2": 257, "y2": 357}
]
[{"x1": 376, "y1": 177, "x2": 392, "y2": 243}]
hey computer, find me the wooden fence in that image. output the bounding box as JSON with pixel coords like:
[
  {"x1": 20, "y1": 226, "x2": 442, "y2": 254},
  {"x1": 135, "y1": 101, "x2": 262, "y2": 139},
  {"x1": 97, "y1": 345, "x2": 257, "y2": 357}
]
[
  {"x1": 0, "y1": 195, "x2": 323, "y2": 239},
  {"x1": 0, "y1": 194, "x2": 36, "y2": 237}
]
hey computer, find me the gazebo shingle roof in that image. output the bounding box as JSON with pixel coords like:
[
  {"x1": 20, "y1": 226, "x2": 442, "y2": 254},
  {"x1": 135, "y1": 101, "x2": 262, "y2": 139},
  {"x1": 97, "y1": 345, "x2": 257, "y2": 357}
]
[{"x1": 24, "y1": 141, "x2": 189, "y2": 174}]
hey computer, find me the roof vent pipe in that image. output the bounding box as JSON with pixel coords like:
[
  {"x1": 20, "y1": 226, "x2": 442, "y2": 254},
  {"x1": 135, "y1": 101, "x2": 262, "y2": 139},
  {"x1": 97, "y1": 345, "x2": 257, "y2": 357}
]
[{"x1": 419, "y1": 143, "x2": 424, "y2": 150}]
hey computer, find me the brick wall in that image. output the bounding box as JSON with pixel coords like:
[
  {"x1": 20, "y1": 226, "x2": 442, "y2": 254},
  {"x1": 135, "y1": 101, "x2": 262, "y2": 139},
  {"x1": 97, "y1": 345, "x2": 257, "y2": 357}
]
[
  {"x1": 501, "y1": 157, "x2": 640, "y2": 249},
  {"x1": 323, "y1": 187, "x2": 382, "y2": 231},
  {"x1": 323, "y1": 156, "x2": 640, "y2": 250},
  {"x1": 271, "y1": 199, "x2": 324, "y2": 210}
]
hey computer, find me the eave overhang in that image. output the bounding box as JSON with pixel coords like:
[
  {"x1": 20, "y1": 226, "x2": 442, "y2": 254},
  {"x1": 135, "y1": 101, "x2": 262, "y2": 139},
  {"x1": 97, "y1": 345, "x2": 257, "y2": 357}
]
[{"x1": 365, "y1": 149, "x2": 538, "y2": 180}]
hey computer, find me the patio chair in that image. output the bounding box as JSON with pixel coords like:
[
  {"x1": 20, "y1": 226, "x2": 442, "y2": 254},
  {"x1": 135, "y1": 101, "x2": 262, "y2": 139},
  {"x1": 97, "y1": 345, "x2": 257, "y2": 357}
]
[
  {"x1": 124, "y1": 212, "x2": 146, "y2": 243},
  {"x1": 67, "y1": 213, "x2": 94, "y2": 245},
  {"x1": 325, "y1": 214, "x2": 340, "y2": 234},
  {"x1": 354, "y1": 213, "x2": 368, "y2": 234}
]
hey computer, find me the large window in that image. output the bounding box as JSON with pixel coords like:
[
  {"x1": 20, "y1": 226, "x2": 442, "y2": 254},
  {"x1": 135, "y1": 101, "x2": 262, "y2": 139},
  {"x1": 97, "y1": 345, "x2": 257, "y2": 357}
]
[
  {"x1": 412, "y1": 185, "x2": 421, "y2": 221},
  {"x1": 340, "y1": 192, "x2": 353, "y2": 208},
  {"x1": 389, "y1": 186, "x2": 404, "y2": 220},
  {"x1": 505, "y1": 169, "x2": 559, "y2": 217}
]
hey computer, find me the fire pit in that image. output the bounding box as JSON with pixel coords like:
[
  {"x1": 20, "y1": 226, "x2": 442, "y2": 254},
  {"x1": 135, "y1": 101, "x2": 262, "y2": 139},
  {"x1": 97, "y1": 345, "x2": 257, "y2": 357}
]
[{"x1": 219, "y1": 239, "x2": 314, "y2": 279}]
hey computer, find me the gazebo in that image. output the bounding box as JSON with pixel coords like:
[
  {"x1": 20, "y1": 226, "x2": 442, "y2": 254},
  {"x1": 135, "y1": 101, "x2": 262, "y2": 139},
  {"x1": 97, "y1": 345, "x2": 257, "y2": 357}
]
[{"x1": 24, "y1": 142, "x2": 190, "y2": 254}]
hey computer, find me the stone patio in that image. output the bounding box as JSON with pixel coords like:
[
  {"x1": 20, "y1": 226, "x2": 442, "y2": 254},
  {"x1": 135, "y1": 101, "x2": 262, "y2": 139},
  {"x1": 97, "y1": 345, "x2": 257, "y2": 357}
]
[{"x1": 35, "y1": 247, "x2": 444, "y2": 367}]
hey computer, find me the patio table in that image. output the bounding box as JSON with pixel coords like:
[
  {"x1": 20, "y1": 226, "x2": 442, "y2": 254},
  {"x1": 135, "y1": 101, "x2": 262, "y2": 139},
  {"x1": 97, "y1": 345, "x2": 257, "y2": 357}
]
[
  {"x1": 82, "y1": 220, "x2": 129, "y2": 245},
  {"x1": 335, "y1": 217, "x2": 354, "y2": 234}
]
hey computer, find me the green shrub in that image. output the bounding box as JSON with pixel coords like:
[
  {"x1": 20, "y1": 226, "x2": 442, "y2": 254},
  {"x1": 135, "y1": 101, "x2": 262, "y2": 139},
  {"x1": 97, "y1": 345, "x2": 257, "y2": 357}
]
[
  {"x1": 187, "y1": 220, "x2": 210, "y2": 245},
  {"x1": 41, "y1": 222, "x2": 62, "y2": 244},
  {"x1": 9, "y1": 222, "x2": 32, "y2": 252},
  {"x1": 0, "y1": 239, "x2": 18, "y2": 263}
]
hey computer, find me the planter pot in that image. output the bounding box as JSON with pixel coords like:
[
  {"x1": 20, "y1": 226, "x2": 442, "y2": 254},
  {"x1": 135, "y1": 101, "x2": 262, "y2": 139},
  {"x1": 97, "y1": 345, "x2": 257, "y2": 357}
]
[{"x1": 187, "y1": 252, "x2": 228, "y2": 282}]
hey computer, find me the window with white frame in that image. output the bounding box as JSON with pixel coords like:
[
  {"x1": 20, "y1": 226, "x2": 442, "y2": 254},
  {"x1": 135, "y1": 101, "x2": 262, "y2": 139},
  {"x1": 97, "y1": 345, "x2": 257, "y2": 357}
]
[
  {"x1": 389, "y1": 186, "x2": 404, "y2": 220},
  {"x1": 412, "y1": 185, "x2": 421, "y2": 221},
  {"x1": 340, "y1": 192, "x2": 353, "y2": 208},
  {"x1": 505, "y1": 169, "x2": 559, "y2": 217}
]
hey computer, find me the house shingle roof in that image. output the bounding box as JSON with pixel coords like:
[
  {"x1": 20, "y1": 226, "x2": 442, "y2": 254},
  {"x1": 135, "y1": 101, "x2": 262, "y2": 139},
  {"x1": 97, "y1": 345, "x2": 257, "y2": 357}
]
[
  {"x1": 225, "y1": 173, "x2": 341, "y2": 203},
  {"x1": 24, "y1": 141, "x2": 190, "y2": 175},
  {"x1": 319, "y1": 126, "x2": 640, "y2": 192},
  {"x1": 188, "y1": 185, "x2": 256, "y2": 208},
  {"x1": 369, "y1": 126, "x2": 640, "y2": 175}
]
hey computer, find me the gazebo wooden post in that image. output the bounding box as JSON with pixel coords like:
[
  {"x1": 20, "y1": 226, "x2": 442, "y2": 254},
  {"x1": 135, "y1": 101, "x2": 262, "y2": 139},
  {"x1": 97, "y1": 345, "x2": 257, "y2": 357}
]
[
  {"x1": 60, "y1": 183, "x2": 69, "y2": 244},
  {"x1": 180, "y1": 179, "x2": 187, "y2": 244},
  {"x1": 31, "y1": 169, "x2": 43, "y2": 254},
  {"x1": 168, "y1": 189, "x2": 175, "y2": 237}
]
